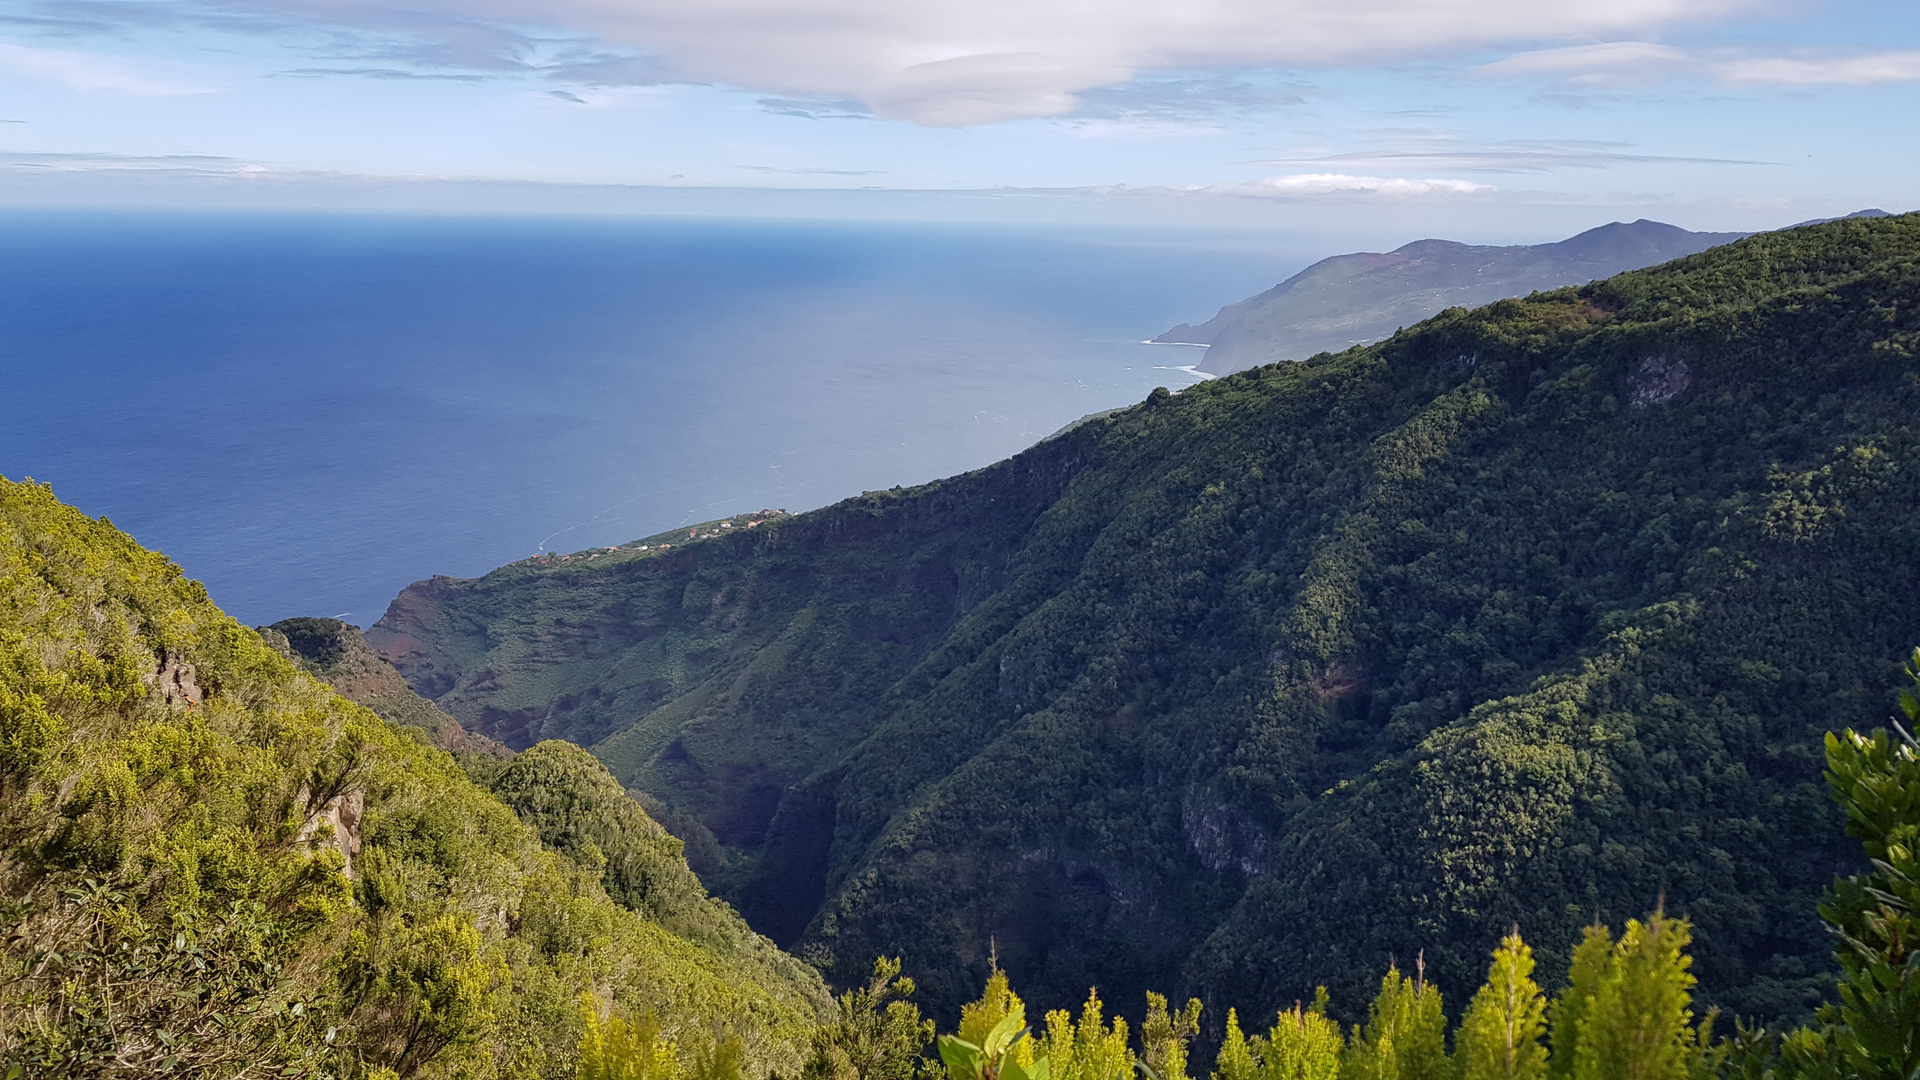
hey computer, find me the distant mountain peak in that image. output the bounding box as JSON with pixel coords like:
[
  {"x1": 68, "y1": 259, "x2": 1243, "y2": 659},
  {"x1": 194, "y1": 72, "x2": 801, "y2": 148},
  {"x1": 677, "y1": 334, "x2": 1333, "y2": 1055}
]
[
  {"x1": 1154, "y1": 219, "x2": 1748, "y2": 374},
  {"x1": 1788, "y1": 208, "x2": 1896, "y2": 228}
]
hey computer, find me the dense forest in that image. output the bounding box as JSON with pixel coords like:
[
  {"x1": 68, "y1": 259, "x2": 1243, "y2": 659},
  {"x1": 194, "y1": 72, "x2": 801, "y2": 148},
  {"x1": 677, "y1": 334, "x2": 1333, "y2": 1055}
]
[
  {"x1": 369, "y1": 213, "x2": 1920, "y2": 1024},
  {"x1": 7, "y1": 470, "x2": 1920, "y2": 1079}
]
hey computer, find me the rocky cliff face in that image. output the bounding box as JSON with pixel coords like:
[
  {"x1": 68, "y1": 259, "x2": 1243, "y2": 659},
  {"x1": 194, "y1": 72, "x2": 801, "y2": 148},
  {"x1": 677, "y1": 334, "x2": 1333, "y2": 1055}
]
[{"x1": 373, "y1": 215, "x2": 1920, "y2": 1026}]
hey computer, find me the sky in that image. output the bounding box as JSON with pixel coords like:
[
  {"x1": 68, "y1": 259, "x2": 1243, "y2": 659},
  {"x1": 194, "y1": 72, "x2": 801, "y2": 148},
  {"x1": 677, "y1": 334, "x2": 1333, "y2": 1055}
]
[{"x1": 1, "y1": 0, "x2": 1918, "y2": 239}]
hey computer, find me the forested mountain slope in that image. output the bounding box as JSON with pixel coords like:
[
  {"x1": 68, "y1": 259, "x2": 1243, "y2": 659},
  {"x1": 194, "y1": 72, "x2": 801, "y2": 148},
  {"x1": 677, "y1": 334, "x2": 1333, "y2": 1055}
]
[
  {"x1": 261, "y1": 615, "x2": 821, "y2": 994},
  {"x1": 0, "y1": 481, "x2": 828, "y2": 1075},
  {"x1": 370, "y1": 213, "x2": 1920, "y2": 1027},
  {"x1": 1152, "y1": 219, "x2": 1748, "y2": 374},
  {"x1": 260, "y1": 615, "x2": 512, "y2": 760}
]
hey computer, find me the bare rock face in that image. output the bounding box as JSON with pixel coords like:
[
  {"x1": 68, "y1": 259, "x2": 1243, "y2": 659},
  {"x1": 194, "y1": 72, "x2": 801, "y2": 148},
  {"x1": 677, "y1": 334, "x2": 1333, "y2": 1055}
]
[
  {"x1": 1631, "y1": 355, "x2": 1692, "y2": 406},
  {"x1": 363, "y1": 575, "x2": 470, "y2": 701},
  {"x1": 145, "y1": 650, "x2": 203, "y2": 708},
  {"x1": 296, "y1": 789, "x2": 365, "y2": 877}
]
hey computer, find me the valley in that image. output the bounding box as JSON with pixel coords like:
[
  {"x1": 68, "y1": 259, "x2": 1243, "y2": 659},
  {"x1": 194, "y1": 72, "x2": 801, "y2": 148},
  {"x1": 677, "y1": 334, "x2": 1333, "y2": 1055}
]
[{"x1": 361, "y1": 213, "x2": 1920, "y2": 1025}]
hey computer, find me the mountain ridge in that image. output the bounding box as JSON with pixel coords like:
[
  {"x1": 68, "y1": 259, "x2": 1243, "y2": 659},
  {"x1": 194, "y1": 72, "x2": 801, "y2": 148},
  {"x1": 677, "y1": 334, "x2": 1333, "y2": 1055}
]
[
  {"x1": 1154, "y1": 219, "x2": 1750, "y2": 374},
  {"x1": 370, "y1": 212, "x2": 1920, "y2": 1027}
]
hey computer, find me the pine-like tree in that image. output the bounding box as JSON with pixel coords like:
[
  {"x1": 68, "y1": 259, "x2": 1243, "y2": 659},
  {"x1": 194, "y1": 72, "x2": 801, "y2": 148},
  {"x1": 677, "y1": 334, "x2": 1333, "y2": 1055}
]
[
  {"x1": 1261, "y1": 991, "x2": 1344, "y2": 1080},
  {"x1": 1213, "y1": 1008, "x2": 1258, "y2": 1080},
  {"x1": 1554, "y1": 912, "x2": 1717, "y2": 1080},
  {"x1": 801, "y1": 957, "x2": 938, "y2": 1080},
  {"x1": 1344, "y1": 958, "x2": 1448, "y2": 1080},
  {"x1": 941, "y1": 959, "x2": 1048, "y2": 1080},
  {"x1": 1456, "y1": 933, "x2": 1548, "y2": 1080},
  {"x1": 958, "y1": 965, "x2": 1030, "y2": 1057},
  {"x1": 1040, "y1": 989, "x2": 1132, "y2": 1080},
  {"x1": 1547, "y1": 924, "x2": 1612, "y2": 1080},
  {"x1": 1141, "y1": 992, "x2": 1203, "y2": 1080}
]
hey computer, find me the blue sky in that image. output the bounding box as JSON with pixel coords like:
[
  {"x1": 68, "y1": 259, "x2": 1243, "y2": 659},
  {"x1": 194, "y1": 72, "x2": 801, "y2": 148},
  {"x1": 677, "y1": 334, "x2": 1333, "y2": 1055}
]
[{"x1": 2, "y1": 0, "x2": 1917, "y2": 239}]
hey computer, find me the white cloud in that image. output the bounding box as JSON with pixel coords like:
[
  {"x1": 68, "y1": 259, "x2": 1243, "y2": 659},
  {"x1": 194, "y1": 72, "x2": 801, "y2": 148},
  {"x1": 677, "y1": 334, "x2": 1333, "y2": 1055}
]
[
  {"x1": 1193, "y1": 173, "x2": 1494, "y2": 196},
  {"x1": 0, "y1": 40, "x2": 213, "y2": 94},
  {"x1": 194, "y1": 0, "x2": 1755, "y2": 124},
  {"x1": 1483, "y1": 41, "x2": 1920, "y2": 89},
  {"x1": 863, "y1": 52, "x2": 1130, "y2": 125},
  {"x1": 3, "y1": 149, "x2": 246, "y2": 170},
  {"x1": 1713, "y1": 51, "x2": 1920, "y2": 86},
  {"x1": 1245, "y1": 141, "x2": 1763, "y2": 172},
  {"x1": 1479, "y1": 41, "x2": 1692, "y2": 86}
]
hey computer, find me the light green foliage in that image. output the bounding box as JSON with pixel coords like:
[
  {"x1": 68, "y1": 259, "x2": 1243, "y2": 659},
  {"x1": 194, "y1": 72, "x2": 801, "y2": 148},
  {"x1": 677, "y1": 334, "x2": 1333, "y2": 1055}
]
[
  {"x1": 1456, "y1": 934, "x2": 1547, "y2": 1080},
  {"x1": 1343, "y1": 962, "x2": 1448, "y2": 1080},
  {"x1": 957, "y1": 967, "x2": 1031, "y2": 1057},
  {"x1": 1215, "y1": 1009, "x2": 1259, "y2": 1080},
  {"x1": 343, "y1": 912, "x2": 504, "y2": 1075},
  {"x1": 0, "y1": 478, "x2": 827, "y2": 1077},
  {"x1": 1139, "y1": 992, "x2": 1202, "y2": 1080},
  {"x1": 939, "y1": 1013, "x2": 1048, "y2": 1080},
  {"x1": 1039, "y1": 990, "x2": 1132, "y2": 1080},
  {"x1": 802, "y1": 957, "x2": 938, "y2": 1080},
  {"x1": 1547, "y1": 926, "x2": 1612, "y2": 1080},
  {"x1": 481, "y1": 738, "x2": 825, "y2": 1004},
  {"x1": 577, "y1": 992, "x2": 754, "y2": 1080},
  {"x1": 1549, "y1": 914, "x2": 1717, "y2": 1080},
  {"x1": 942, "y1": 968, "x2": 1048, "y2": 1080},
  {"x1": 1213, "y1": 993, "x2": 1342, "y2": 1080},
  {"x1": 581, "y1": 993, "x2": 682, "y2": 1080}
]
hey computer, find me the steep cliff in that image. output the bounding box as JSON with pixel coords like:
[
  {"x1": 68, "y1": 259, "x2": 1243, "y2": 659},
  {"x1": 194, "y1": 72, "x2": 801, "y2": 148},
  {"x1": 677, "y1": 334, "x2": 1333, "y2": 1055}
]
[{"x1": 372, "y1": 214, "x2": 1920, "y2": 1025}]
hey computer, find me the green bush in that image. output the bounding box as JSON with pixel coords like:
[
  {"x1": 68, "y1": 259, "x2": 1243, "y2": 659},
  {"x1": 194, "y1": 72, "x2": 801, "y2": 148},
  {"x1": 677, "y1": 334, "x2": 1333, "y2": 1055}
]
[{"x1": 0, "y1": 478, "x2": 828, "y2": 1078}]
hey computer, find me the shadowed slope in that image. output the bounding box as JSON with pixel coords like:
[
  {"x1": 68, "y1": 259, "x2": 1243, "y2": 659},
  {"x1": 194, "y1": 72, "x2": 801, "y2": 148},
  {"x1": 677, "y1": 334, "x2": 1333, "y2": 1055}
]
[{"x1": 373, "y1": 214, "x2": 1920, "y2": 1025}]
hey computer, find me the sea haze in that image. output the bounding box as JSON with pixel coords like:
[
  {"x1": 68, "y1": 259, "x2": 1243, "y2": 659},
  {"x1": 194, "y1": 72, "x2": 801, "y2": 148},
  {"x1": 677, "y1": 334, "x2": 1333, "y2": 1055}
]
[{"x1": 0, "y1": 211, "x2": 1310, "y2": 625}]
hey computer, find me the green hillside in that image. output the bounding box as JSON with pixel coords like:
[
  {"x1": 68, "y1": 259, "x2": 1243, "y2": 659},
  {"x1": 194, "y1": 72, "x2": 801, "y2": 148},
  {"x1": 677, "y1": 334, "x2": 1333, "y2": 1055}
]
[
  {"x1": 0, "y1": 480, "x2": 829, "y2": 1075},
  {"x1": 369, "y1": 213, "x2": 1920, "y2": 1026}
]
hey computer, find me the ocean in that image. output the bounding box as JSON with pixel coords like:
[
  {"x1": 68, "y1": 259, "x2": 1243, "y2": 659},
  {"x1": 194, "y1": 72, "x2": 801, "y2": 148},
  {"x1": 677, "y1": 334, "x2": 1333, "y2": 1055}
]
[{"x1": 0, "y1": 211, "x2": 1311, "y2": 626}]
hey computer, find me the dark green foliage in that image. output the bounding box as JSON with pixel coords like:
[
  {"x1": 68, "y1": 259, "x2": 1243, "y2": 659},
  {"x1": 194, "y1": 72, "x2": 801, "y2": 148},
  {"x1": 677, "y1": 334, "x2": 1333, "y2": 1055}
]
[
  {"x1": 372, "y1": 214, "x2": 1920, "y2": 1022},
  {"x1": 1820, "y1": 713, "x2": 1920, "y2": 1079},
  {"x1": 1744, "y1": 674, "x2": 1920, "y2": 1080}
]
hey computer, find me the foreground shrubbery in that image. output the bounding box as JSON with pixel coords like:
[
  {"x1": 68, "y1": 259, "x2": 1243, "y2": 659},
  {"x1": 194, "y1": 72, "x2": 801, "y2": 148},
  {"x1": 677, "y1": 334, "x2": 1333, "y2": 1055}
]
[
  {"x1": 0, "y1": 478, "x2": 828, "y2": 1078},
  {"x1": 799, "y1": 918, "x2": 1711, "y2": 1080}
]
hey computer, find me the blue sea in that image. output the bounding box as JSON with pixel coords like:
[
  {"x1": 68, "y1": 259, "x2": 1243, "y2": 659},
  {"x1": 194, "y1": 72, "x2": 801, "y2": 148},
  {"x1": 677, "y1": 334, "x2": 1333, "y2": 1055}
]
[{"x1": 0, "y1": 212, "x2": 1311, "y2": 626}]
